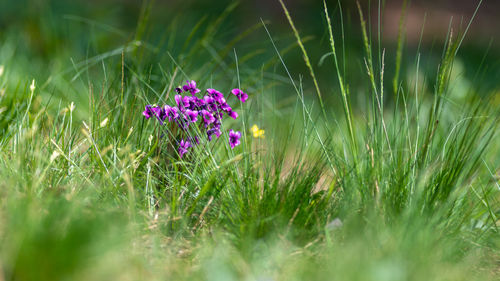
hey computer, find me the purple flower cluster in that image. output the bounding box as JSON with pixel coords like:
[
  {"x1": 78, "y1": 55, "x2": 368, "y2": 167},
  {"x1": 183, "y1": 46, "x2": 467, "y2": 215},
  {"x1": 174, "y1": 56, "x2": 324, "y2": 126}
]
[{"x1": 143, "y1": 80, "x2": 248, "y2": 157}]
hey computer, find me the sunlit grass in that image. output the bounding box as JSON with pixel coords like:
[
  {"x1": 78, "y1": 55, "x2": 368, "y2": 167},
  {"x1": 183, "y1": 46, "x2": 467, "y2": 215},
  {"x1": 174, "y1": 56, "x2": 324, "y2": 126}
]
[{"x1": 0, "y1": 0, "x2": 499, "y2": 280}]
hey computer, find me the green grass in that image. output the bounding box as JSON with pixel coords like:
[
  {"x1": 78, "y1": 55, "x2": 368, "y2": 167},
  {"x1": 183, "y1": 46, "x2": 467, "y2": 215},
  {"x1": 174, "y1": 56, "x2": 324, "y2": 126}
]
[{"x1": 1, "y1": 0, "x2": 500, "y2": 280}]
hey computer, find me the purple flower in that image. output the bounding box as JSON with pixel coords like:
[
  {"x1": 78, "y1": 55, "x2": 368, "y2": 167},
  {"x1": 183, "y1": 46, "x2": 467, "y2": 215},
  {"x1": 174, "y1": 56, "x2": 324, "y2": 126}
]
[
  {"x1": 194, "y1": 96, "x2": 206, "y2": 107},
  {"x1": 229, "y1": 130, "x2": 241, "y2": 149},
  {"x1": 182, "y1": 95, "x2": 195, "y2": 109},
  {"x1": 175, "y1": 95, "x2": 184, "y2": 109},
  {"x1": 143, "y1": 105, "x2": 154, "y2": 119},
  {"x1": 151, "y1": 106, "x2": 161, "y2": 117},
  {"x1": 143, "y1": 82, "x2": 248, "y2": 155},
  {"x1": 228, "y1": 110, "x2": 238, "y2": 119},
  {"x1": 213, "y1": 119, "x2": 221, "y2": 128},
  {"x1": 231, "y1": 88, "x2": 248, "y2": 103},
  {"x1": 203, "y1": 95, "x2": 215, "y2": 105},
  {"x1": 157, "y1": 107, "x2": 168, "y2": 124},
  {"x1": 220, "y1": 102, "x2": 232, "y2": 112},
  {"x1": 143, "y1": 105, "x2": 168, "y2": 124},
  {"x1": 185, "y1": 109, "x2": 198, "y2": 123},
  {"x1": 165, "y1": 105, "x2": 179, "y2": 122},
  {"x1": 178, "y1": 139, "x2": 191, "y2": 158},
  {"x1": 208, "y1": 103, "x2": 218, "y2": 113},
  {"x1": 207, "y1": 88, "x2": 224, "y2": 103},
  {"x1": 207, "y1": 127, "x2": 222, "y2": 141},
  {"x1": 182, "y1": 80, "x2": 201, "y2": 95},
  {"x1": 201, "y1": 110, "x2": 215, "y2": 124}
]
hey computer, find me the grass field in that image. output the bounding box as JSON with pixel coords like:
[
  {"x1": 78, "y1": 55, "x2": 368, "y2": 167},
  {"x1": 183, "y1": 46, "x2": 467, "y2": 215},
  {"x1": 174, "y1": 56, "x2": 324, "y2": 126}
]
[{"x1": 1, "y1": 0, "x2": 500, "y2": 280}]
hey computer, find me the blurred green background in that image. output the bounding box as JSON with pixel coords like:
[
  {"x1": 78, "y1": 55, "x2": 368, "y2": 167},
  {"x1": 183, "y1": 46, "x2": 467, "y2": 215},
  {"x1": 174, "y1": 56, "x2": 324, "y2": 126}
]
[
  {"x1": 1, "y1": 1, "x2": 500, "y2": 280},
  {"x1": 1, "y1": 0, "x2": 499, "y2": 105}
]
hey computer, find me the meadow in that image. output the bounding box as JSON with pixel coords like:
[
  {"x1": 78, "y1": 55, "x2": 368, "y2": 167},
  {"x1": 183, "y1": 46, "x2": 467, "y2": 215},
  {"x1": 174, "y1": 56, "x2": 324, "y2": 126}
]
[{"x1": 1, "y1": 0, "x2": 500, "y2": 280}]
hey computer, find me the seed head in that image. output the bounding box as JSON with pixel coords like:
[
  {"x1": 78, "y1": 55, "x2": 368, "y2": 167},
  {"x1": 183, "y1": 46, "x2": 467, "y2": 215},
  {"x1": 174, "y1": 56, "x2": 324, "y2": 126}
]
[{"x1": 30, "y1": 80, "x2": 36, "y2": 92}]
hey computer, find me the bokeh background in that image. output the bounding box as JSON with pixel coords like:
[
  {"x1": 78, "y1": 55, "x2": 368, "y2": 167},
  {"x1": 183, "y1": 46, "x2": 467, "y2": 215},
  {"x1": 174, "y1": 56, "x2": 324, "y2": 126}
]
[
  {"x1": 1, "y1": 2, "x2": 500, "y2": 281},
  {"x1": 1, "y1": 0, "x2": 499, "y2": 107}
]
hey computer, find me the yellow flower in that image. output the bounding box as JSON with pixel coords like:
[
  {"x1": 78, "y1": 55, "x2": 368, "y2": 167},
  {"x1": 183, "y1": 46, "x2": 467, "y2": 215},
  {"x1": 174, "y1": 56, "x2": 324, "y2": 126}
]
[{"x1": 250, "y1": 124, "x2": 265, "y2": 139}]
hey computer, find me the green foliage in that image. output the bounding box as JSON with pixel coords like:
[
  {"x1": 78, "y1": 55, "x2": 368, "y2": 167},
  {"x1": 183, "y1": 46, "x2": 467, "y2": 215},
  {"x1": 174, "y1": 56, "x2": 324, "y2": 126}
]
[{"x1": 0, "y1": 0, "x2": 499, "y2": 280}]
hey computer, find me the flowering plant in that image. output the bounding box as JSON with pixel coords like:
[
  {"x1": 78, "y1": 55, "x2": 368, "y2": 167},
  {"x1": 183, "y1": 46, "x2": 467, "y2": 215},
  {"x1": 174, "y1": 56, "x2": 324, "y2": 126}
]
[{"x1": 143, "y1": 80, "x2": 247, "y2": 158}]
